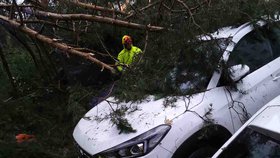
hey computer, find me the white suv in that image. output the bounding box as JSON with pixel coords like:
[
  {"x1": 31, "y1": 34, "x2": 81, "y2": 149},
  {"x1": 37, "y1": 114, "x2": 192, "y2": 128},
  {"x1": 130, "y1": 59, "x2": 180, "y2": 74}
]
[
  {"x1": 212, "y1": 94, "x2": 280, "y2": 158},
  {"x1": 73, "y1": 20, "x2": 280, "y2": 158}
]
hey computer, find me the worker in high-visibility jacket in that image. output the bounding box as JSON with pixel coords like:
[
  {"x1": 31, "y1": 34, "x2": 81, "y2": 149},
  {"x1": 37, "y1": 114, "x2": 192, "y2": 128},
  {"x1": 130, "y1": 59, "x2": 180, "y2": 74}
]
[{"x1": 116, "y1": 35, "x2": 142, "y2": 72}]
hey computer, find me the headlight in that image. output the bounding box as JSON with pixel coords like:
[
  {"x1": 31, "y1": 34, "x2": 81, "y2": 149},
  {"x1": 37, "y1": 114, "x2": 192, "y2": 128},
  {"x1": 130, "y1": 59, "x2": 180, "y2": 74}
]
[{"x1": 97, "y1": 125, "x2": 171, "y2": 158}]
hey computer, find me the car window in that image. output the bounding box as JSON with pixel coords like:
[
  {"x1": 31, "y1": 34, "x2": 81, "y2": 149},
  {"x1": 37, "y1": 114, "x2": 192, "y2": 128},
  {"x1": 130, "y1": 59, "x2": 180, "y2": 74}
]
[
  {"x1": 228, "y1": 23, "x2": 280, "y2": 72},
  {"x1": 170, "y1": 39, "x2": 226, "y2": 93},
  {"x1": 217, "y1": 127, "x2": 280, "y2": 158},
  {"x1": 218, "y1": 23, "x2": 280, "y2": 86},
  {"x1": 268, "y1": 25, "x2": 280, "y2": 58}
]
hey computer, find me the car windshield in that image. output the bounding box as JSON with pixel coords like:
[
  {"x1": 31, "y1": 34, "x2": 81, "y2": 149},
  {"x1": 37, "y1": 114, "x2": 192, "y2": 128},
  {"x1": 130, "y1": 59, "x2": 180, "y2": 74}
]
[
  {"x1": 228, "y1": 23, "x2": 280, "y2": 72},
  {"x1": 217, "y1": 127, "x2": 280, "y2": 158},
  {"x1": 170, "y1": 39, "x2": 227, "y2": 93}
]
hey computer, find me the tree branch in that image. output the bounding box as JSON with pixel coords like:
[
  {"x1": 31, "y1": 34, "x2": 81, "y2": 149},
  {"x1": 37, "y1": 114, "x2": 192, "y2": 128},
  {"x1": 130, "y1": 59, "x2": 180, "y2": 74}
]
[
  {"x1": 0, "y1": 15, "x2": 117, "y2": 74},
  {"x1": 33, "y1": 10, "x2": 165, "y2": 31},
  {"x1": 18, "y1": 19, "x2": 74, "y2": 31},
  {"x1": 68, "y1": 0, "x2": 128, "y2": 15},
  {"x1": 190, "y1": 0, "x2": 210, "y2": 11},
  {"x1": 176, "y1": 0, "x2": 204, "y2": 31},
  {"x1": 125, "y1": 0, "x2": 161, "y2": 19}
]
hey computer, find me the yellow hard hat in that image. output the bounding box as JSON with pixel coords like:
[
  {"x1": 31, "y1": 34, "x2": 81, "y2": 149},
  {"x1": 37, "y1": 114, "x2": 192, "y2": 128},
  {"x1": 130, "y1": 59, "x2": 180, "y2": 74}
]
[{"x1": 122, "y1": 35, "x2": 132, "y2": 45}]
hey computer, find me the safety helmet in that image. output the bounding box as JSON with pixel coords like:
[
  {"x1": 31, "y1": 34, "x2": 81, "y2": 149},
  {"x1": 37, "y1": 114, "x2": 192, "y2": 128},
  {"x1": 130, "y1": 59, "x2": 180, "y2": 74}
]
[{"x1": 122, "y1": 35, "x2": 132, "y2": 45}]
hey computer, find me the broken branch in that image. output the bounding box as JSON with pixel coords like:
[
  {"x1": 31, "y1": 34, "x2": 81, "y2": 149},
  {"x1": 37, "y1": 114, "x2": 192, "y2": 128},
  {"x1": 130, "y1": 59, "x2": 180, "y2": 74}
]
[
  {"x1": 0, "y1": 15, "x2": 116, "y2": 74},
  {"x1": 125, "y1": 0, "x2": 161, "y2": 19},
  {"x1": 33, "y1": 10, "x2": 165, "y2": 31},
  {"x1": 68, "y1": 0, "x2": 128, "y2": 15}
]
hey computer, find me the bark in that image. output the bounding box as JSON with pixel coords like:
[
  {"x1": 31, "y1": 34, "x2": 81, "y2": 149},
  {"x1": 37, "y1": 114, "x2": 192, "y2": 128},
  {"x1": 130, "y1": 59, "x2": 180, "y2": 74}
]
[
  {"x1": 0, "y1": 15, "x2": 116, "y2": 74},
  {"x1": 33, "y1": 10, "x2": 165, "y2": 31},
  {"x1": 69, "y1": 0, "x2": 127, "y2": 15}
]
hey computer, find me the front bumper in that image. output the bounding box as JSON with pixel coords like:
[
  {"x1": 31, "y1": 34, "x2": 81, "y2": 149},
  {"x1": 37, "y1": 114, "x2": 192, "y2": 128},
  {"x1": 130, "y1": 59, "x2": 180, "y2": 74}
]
[{"x1": 75, "y1": 142, "x2": 173, "y2": 158}]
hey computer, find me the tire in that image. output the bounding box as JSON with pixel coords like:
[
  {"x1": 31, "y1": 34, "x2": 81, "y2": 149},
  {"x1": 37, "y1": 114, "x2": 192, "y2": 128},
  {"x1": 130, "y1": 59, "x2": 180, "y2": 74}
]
[{"x1": 188, "y1": 146, "x2": 217, "y2": 158}]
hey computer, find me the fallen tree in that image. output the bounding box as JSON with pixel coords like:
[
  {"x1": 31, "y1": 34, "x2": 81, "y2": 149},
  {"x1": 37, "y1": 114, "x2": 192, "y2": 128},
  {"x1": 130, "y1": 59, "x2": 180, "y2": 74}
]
[
  {"x1": 33, "y1": 10, "x2": 165, "y2": 31},
  {"x1": 0, "y1": 15, "x2": 117, "y2": 74},
  {"x1": 0, "y1": 0, "x2": 279, "y2": 97}
]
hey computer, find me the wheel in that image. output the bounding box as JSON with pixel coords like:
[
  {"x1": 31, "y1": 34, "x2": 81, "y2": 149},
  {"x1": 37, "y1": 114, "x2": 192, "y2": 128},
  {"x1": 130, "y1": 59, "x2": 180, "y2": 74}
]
[{"x1": 188, "y1": 146, "x2": 217, "y2": 158}]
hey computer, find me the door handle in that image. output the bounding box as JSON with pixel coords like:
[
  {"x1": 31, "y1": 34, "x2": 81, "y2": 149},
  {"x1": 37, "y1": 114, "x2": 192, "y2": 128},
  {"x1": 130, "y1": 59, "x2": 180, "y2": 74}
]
[{"x1": 273, "y1": 75, "x2": 280, "y2": 81}]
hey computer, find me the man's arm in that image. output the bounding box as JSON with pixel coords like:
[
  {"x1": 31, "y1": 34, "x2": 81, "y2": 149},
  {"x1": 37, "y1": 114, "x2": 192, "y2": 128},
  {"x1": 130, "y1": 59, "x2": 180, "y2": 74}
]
[
  {"x1": 116, "y1": 50, "x2": 124, "y2": 72},
  {"x1": 135, "y1": 47, "x2": 142, "y2": 54}
]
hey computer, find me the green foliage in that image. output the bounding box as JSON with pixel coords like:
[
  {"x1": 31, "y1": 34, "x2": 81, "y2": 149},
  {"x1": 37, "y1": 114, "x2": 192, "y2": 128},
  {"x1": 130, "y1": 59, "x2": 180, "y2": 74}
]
[
  {"x1": 113, "y1": 37, "x2": 225, "y2": 101},
  {"x1": 0, "y1": 68, "x2": 10, "y2": 99},
  {"x1": 163, "y1": 97, "x2": 178, "y2": 108},
  {"x1": 0, "y1": 88, "x2": 79, "y2": 158},
  {"x1": 109, "y1": 107, "x2": 136, "y2": 134},
  {"x1": 7, "y1": 49, "x2": 36, "y2": 79},
  {"x1": 112, "y1": 0, "x2": 280, "y2": 101},
  {"x1": 0, "y1": 44, "x2": 38, "y2": 97},
  {"x1": 6, "y1": 48, "x2": 40, "y2": 93},
  {"x1": 0, "y1": 84, "x2": 99, "y2": 157},
  {"x1": 66, "y1": 85, "x2": 97, "y2": 123},
  {"x1": 0, "y1": 44, "x2": 94, "y2": 158},
  {"x1": 0, "y1": 0, "x2": 280, "y2": 156},
  {"x1": 0, "y1": 141, "x2": 61, "y2": 158}
]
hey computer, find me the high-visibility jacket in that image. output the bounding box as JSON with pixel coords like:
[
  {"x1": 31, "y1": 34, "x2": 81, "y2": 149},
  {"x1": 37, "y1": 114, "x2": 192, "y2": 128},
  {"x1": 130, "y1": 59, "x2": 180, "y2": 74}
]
[{"x1": 117, "y1": 45, "x2": 142, "y2": 71}]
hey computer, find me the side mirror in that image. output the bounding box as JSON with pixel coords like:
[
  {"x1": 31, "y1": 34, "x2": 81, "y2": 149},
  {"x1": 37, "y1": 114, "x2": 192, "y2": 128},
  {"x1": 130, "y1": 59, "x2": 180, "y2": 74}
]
[{"x1": 229, "y1": 64, "x2": 250, "y2": 82}]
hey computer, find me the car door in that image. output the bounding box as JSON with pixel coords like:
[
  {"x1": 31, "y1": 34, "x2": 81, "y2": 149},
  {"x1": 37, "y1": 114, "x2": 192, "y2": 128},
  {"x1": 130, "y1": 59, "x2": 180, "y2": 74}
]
[{"x1": 222, "y1": 23, "x2": 280, "y2": 132}]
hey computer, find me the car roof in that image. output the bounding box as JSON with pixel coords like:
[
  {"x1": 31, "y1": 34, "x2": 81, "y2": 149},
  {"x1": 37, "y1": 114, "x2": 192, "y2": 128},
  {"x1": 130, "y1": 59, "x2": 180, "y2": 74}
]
[
  {"x1": 248, "y1": 97, "x2": 280, "y2": 139},
  {"x1": 247, "y1": 95, "x2": 280, "y2": 131},
  {"x1": 198, "y1": 22, "x2": 253, "y2": 41},
  {"x1": 250, "y1": 95, "x2": 280, "y2": 128},
  {"x1": 212, "y1": 95, "x2": 280, "y2": 158}
]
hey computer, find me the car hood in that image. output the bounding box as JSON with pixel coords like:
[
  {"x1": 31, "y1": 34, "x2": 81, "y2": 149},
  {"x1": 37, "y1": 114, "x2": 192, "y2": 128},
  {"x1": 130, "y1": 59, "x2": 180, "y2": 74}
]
[{"x1": 73, "y1": 92, "x2": 206, "y2": 155}]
